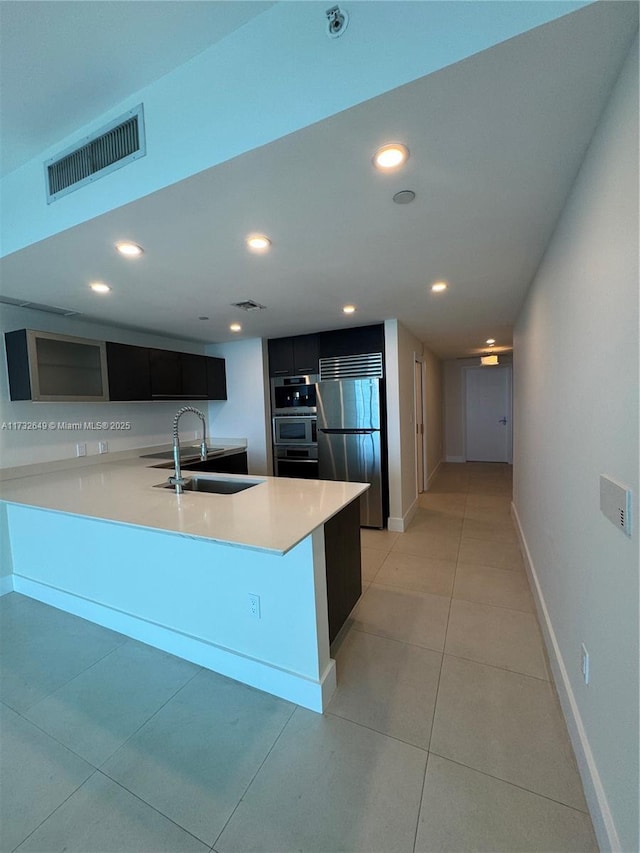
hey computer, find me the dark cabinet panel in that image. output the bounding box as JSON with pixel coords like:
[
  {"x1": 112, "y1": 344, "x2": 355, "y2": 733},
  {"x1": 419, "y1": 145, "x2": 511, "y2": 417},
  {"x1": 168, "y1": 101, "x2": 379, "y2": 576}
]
[
  {"x1": 206, "y1": 357, "x2": 227, "y2": 400},
  {"x1": 293, "y1": 334, "x2": 319, "y2": 374},
  {"x1": 5, "y1": 330, "x2": 31, "y2": 400},
  {"x1": 182, "y1": 451, "x2": 248, "y2": 474},
  {"x1": 149, "y1": 348, "x2": 181, "y2": 398},
  {"x1": 268, "y1": 337, "x2": 295, "y2": 376},
  {"x1": 149, "y1": 349, "x2": 214, "y2": 399},
  {"x1": 318, "y1": 324, "x2": 384, "y2": 359},
  {"x1": 180, "y1": 353, "x2": 208, "y2": 398},
  {"x1": 268, "y1": 334, "x2": 319, "y2": 376},
  {"x1": 324, "y1": 497, "x2": 362, "y2": 642},
  {"x1": 106, "y1": 342, "x2": 151, "y2": 401}
]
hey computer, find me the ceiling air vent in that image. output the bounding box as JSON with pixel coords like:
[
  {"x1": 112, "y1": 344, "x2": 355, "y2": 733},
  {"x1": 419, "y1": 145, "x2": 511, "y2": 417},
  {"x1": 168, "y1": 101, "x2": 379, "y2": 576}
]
[
  {"x1": 44, "y1": 104, "x2": 146, "y2": 203},
  {"x1": 231, "y1": 300, "x2": 266, "y2": 312},
  {"x1": 0, "y1": 295, "x2": 81, "y2": 317}
]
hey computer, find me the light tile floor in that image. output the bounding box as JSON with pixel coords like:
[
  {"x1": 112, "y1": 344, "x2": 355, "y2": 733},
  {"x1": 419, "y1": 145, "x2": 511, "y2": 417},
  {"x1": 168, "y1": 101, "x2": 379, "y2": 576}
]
[{"x1": 0, "y1": 463, "x2": 597, "y2": 852}]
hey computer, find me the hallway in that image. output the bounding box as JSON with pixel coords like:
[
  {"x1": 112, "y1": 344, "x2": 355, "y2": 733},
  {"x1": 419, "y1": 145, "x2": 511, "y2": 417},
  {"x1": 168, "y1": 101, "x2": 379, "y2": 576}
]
[{"x1": 0, "y1": 464, "x2": 596, "y2": 852}]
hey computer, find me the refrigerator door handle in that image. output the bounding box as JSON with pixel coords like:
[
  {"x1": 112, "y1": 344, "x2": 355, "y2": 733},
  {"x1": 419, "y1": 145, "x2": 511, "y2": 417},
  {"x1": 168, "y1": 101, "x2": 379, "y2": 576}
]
[{"x1": 319, "y1": 428, "x2": 378, "y2": 435}]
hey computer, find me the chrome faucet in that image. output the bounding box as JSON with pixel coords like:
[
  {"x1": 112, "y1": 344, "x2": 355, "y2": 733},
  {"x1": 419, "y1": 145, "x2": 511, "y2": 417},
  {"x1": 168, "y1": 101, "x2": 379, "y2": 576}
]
[{"x1": 169, "y1": 406, "x2": 208, "y2": 494}]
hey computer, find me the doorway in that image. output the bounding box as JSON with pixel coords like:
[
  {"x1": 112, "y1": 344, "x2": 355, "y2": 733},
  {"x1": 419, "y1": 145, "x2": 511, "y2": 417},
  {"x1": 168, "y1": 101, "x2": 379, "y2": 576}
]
[{"x1": 465, "y1": 365, "x2": 512, "y2": 463}]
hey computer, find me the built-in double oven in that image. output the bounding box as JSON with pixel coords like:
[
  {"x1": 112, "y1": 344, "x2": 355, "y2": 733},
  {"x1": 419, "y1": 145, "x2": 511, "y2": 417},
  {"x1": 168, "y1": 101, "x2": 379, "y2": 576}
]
[{"x1": 271, "y1": 375, "x2": 319, "y2": 479}]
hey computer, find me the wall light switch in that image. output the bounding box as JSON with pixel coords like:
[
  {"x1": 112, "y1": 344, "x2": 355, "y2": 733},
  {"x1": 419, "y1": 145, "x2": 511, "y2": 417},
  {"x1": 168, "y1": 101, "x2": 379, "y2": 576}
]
[
  {"x1": 98, "y1": 441, "x2": 108, "y2": 454},
  {"x1": 600, "y1": 475, "x2": 632, "y2": 536},
  {"x1": 76, "y1": 443, "x2": 87, "y2": 457}
]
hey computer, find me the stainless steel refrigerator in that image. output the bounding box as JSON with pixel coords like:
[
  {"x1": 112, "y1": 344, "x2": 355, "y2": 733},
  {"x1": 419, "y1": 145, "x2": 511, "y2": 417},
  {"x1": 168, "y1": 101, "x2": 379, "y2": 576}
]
[{"x1": 316, "y1": 377, "x2": 384, "y2": 528}]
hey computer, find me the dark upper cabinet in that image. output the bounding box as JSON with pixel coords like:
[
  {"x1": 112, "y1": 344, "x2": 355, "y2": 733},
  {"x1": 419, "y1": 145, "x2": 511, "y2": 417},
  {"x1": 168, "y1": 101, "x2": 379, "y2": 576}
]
[
  {"x1": 5, "y1": 330, "x2": 226, "y2": 403},
  {"x1": 292, "y1": 334, "x2": 319, "y2": 374},
  {"x1": 109, "y1": 345, "x2": 226, "y2": 401},
  {"x1": 181, "y1": 353, "x2": 208, "y2": 398},
  {"x1": 268, "y1": 337, "x2": 294, "y2": 376},
  {"x1": 106, "y1": 342, "x2": 151, "y2": 401},
  {"x1": 148, "y1": 349, "x2": 210, "y2": 399},
  {"x1": 206, "y1": 356, "x2": 227, "y2": 400},
  {"x1": 149, "y1": 349, "x2": 182, "y2": 398},
  {"x1": 268, "y1": 334, "x2": 319, "y2": 376},
  {"x1": 318, "y1": 324, "x2": 385, "y2": 359}
]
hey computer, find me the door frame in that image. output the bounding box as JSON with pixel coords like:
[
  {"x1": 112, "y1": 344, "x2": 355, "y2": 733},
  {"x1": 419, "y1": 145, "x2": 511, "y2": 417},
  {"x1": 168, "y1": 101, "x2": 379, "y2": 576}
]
[
  {"x1": 414, "y1": 354, "x2": 426, "y2": 492},
  {"x1": 463, "y1": 364, "x2": 513, "y2": 464}
]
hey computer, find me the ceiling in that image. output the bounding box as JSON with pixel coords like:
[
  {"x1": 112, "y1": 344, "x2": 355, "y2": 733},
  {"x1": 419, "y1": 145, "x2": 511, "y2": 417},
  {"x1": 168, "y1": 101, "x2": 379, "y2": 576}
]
[
  {"x1": 0, "y1": 1, "x2": 274, "y2": 176},
  {"x1": 0, "y1": 2, "x2": 637, "y2": 359}
]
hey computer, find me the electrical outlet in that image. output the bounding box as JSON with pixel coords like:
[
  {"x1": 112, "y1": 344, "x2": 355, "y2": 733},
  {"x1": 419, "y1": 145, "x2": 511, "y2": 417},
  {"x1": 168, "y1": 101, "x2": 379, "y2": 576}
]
[
  {"x1": 581, "y1": 643, "x2": 590, "y2": 685},
  {"x1": 98, "y1": 440, "x2": 108, "y2": 454},
  {"x1": 76, "y1": 443, "x2": 87, "y2": 457},
  {"x1": 248, "y1": 593, "x2": 261, "y2": 619}
]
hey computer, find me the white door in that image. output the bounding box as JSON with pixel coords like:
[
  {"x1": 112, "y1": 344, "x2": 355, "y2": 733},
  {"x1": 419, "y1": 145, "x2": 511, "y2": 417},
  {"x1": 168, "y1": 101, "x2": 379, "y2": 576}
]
[{"x1": 465, "y1": 366, "x2": 512, "y2": 462}]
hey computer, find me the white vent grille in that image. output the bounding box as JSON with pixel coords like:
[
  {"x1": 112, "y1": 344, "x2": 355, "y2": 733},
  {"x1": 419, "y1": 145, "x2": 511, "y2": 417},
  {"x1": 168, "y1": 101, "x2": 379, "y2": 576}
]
[
  {"x1": 231, "y1": 300, "x2": 266, "y2": 311},
  {"x1": 319, "y1": 352, "x2": 384, "y2": 380},
  {"x1": 0, "y1": 295, "x2": 81, "y2": 317},
  {"x1": 45, "y1": 105, "x2": 146, "y2": 203}
]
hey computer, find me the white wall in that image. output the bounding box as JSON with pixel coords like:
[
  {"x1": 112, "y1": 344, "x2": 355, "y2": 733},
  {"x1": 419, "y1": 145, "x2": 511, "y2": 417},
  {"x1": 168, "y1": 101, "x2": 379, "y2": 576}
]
[
  {"x1": 206, "y1": 338, "x2": 271, "y2": 476},
  {"x1": 512, "y1": 36, "x2": 638, "y2": 853}
]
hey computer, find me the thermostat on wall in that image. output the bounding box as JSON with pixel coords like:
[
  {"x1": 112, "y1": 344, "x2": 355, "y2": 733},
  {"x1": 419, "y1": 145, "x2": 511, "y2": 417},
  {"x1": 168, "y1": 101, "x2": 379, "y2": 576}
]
[{"x1": 599, "y1": 475, "x2": 632, "y2": 537}]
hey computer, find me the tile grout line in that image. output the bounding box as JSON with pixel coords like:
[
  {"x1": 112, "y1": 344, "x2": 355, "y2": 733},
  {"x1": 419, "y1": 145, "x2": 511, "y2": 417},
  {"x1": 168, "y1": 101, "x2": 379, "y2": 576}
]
[
  {"x1": 427, "y1": 750, "x2": 591, "y2": 815},
  {"x1": 412, "y1": 751, "x2": 432, "y2": 853},
  {"x1": 88, "y1": 768, "x2": 214, "y2": 848},
  {"x1": 413, "y1": 483, "x2": 468, "y2": 782},
  {"x1": 10, "y1": 632, "x2": 128, "y2": 718},
  {"x1": 323, "y1": 705, "x2": 430, "y2": 754},
  {"x1": 95, "y1": 662, "x2": 204, "y2": 770},
  {"x1": 209, "y1": 702, "x2": 299, "y2": 850},
  {"x1": 8, "y1": 766, "x2": 102, "y2": 853}
]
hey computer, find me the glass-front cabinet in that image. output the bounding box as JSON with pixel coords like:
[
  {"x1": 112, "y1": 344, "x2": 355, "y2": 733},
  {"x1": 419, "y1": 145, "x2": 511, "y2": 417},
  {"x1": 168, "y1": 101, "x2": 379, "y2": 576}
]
[{"x1": 5, "y1": 329, "x2": 109, "y2": 401}]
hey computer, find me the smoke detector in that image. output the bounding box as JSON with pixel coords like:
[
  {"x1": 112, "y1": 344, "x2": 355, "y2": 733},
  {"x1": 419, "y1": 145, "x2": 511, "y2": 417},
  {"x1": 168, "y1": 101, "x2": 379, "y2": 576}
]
[{"x1": 326, "y1": 5, "x2": 349, "y2": 38}]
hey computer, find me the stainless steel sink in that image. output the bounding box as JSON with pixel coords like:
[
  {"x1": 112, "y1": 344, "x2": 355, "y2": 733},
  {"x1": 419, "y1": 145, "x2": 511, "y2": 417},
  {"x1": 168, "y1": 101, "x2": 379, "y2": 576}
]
[{"x1": 155, "y1": 477, "x2": 261, "y2": 495}]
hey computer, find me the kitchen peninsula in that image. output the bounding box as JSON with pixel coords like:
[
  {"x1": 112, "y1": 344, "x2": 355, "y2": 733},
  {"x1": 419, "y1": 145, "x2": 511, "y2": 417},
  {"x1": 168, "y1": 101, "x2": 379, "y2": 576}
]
[{"x1": 0, "y1": 448, "x2": 367, "y2": 712}]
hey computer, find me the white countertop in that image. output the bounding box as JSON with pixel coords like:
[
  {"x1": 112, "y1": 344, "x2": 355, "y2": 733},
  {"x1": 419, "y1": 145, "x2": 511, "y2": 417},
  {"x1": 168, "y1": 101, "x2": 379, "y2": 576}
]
[{"x1": 0, "y1": 449, "x2": 368, "y2": 555}]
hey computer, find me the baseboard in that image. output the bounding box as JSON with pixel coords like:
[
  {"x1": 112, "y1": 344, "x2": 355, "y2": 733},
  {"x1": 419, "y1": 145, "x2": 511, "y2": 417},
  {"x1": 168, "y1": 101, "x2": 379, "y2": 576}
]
[
  {"x1": 388, "y1": 495, "x2": 419, "y2": 533},
  {"x1": 511, "y1": 503, "x2": 620, "y2": 853},
  {"x1": 445, "y1": 455, "x2": 465, "y2": 463},
  {"x1": 13, "y1": 575, "x2": 334, "y2": 714},
  {"x1": 0, "y1": 575, "x2": 14, "y2": 596},
  {"x1": 426, "y1": 459, "x2": 443, "y2": 490}
]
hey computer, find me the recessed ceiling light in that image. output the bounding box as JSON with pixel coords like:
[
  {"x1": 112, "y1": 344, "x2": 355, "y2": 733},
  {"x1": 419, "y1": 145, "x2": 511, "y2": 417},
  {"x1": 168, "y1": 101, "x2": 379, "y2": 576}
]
[
  {"x1": 115, "y1": 241, "x2": 143, "y2": 257},
  {"x1": 486, "y1": 338, "x2": 496, "y2": 345},
  {"x1": 373, "y1": 143, "x2": 409, "y2": 171},
  {"x1": 246, "y1": 234, "x2": 271, "y2": 253},
  {"x1": 431, "y1": 281, "x2": 448, "y2": 292},
  {"x1": 229, "y1": 323, "x2": 242, "y2": 332},
  {"x1": 90, "y1": 282, "x2": 111, "y2": 294},
  {"x1": 342, "y1": 304, "x2": 356, "y2": 314}
]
